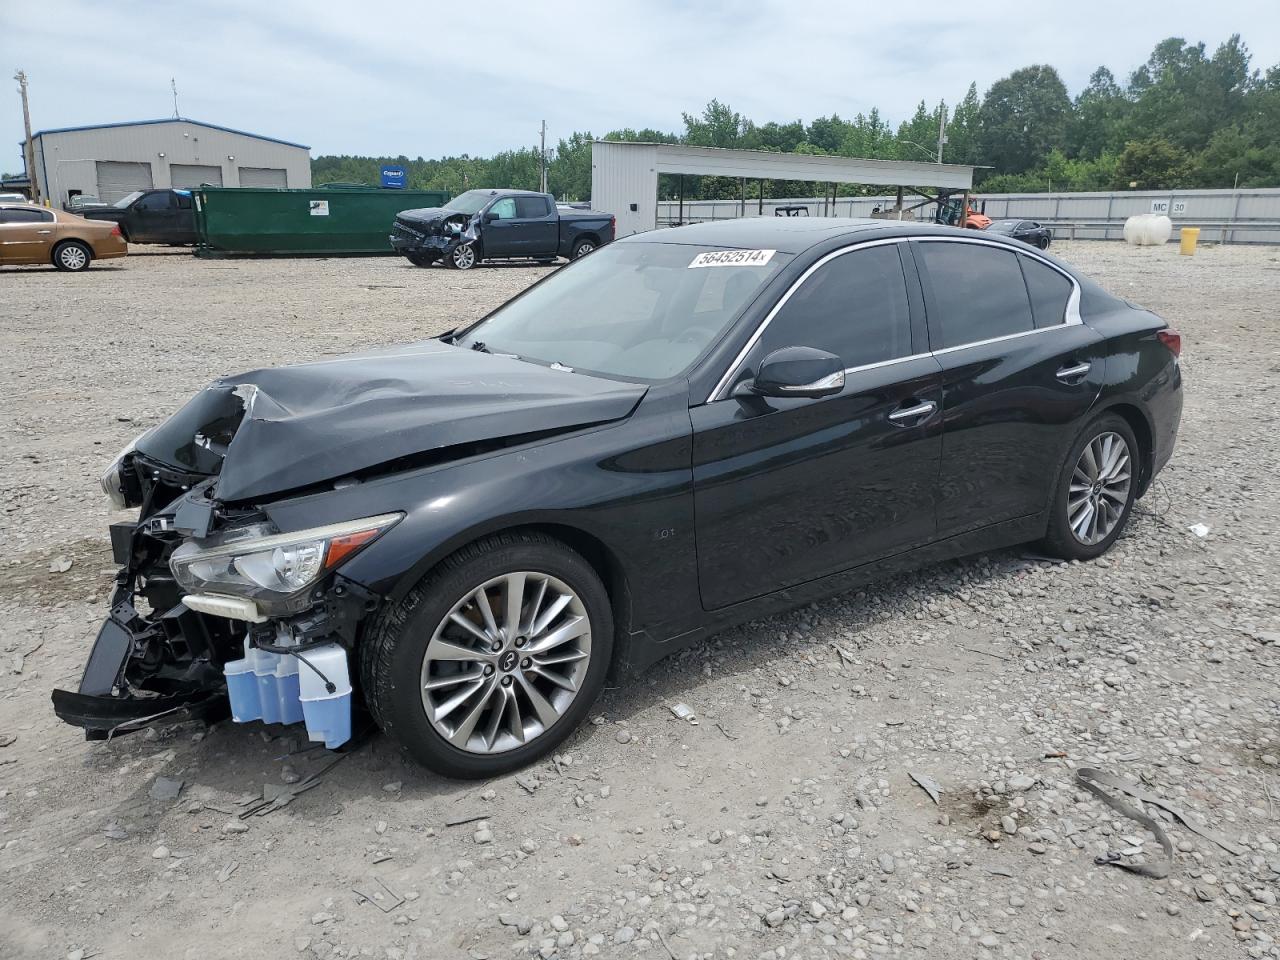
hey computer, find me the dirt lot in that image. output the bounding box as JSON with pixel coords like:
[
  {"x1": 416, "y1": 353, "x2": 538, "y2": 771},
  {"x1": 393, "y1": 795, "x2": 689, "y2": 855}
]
[{"x1": 1, "y1": 241, "x2": 1278, "y2": 960}]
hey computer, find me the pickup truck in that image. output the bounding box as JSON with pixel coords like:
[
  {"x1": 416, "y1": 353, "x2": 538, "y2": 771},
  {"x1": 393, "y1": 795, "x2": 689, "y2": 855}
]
[
  {"x1": 82, "y1": 189, "x2": 197, "y2": 244},
  {"x1": 390, "y1": 189, "x2": 614, "y2": 269}
]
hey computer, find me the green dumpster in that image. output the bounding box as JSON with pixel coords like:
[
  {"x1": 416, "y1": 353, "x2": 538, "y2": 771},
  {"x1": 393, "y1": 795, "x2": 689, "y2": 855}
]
[{"x1": 192, "y1": 186, "x2": 449, "y2": 256}]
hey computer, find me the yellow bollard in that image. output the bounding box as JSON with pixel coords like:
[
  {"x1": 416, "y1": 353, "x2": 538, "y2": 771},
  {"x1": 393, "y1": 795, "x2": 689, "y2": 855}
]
[{"x1": 1179, "y1": 227, "x2": 1200, "y2": 256}]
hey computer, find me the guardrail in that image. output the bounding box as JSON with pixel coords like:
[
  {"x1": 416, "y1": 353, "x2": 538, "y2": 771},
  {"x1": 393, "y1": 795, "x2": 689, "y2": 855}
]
[{"x1": 1040, "y1": 220, "x2": 1280, "y2": 244}]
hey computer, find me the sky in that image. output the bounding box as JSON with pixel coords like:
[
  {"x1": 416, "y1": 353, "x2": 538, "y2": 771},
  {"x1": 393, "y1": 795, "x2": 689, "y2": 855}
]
[{"x1": 5, "y1": 0, "x2": 1279, "y2": 171}]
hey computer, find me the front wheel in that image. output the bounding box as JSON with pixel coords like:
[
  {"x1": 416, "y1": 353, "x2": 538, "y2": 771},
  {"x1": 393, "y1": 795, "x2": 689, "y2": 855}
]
[
  {"x1": 52, "y1": 240, "x2": 93, "y2": 272},
  {"x1": 570, "y1": 238, "x2": 596, "y2": 259},
  {"x1": 444, "y1": 243, "x2": 478, "y2": 270},
  {"x1": 360, "y1": 532, "x2": 613, "y2": 778},
  {"x1": 406, "y1": 252, "x2": 435, "y2": 268},
  {"x1": 1040, "y1": 414, "x2": 1138, "y2": 561}
]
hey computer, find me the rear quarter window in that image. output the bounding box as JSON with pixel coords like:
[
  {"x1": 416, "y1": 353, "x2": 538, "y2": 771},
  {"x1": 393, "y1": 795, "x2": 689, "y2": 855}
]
[
  {"x1": 1020, "y1": 255, "x2": 1074, "y2": 328},
  {"x1": 916, "y1": 241, "x2": 1034, "y2": 349}
]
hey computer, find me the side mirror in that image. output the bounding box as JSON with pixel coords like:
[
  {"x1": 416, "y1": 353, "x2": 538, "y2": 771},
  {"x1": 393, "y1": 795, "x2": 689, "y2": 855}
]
[
  {"x1": 483, "y1": 211, "x2": 499, "y2": 222},
  {"x1": 737, "y1": 346, "x2": 845, "y2": 400}
]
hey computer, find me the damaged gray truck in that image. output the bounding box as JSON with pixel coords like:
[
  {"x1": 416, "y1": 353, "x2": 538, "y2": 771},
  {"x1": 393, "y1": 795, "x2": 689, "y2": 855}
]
[{"x1": 389, "y1": 188, "x2": 615, "y2": 269}]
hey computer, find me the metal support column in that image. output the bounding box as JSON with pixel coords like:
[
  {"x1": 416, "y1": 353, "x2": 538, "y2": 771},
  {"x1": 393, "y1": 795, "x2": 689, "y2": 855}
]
[{"x1": 678, "y1": 175, "x2": 684, "y2": 227}]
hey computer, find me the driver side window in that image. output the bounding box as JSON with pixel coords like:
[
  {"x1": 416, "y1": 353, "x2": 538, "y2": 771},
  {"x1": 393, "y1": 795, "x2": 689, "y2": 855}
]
[
  {"x1": 751, "y1": 244, "x2": 913, "y2": 371},
  {"x1": 489, "y1": 198, "x2": 517, "y2": 220}
]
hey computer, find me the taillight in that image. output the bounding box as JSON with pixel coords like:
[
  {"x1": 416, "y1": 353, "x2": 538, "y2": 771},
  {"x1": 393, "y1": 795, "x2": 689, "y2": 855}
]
[
  {"x1": 1157, "y1": 329, "x2": 1181, "y2": 358},
  {"x1": 110, "y1": 224, "x2": 122, "y2": 237},
  {"x1": 610, "y1": 215, "x2": 616, "y2": 234}
]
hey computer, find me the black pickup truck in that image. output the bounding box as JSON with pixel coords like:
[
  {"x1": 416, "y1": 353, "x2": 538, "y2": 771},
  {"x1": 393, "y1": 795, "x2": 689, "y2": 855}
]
[
  {"x1": 83, "y1": 189, "x2": 198, "y2": 244},
  {"x1": 390, "y1": 189, "x2": 614, "y2": 269}
]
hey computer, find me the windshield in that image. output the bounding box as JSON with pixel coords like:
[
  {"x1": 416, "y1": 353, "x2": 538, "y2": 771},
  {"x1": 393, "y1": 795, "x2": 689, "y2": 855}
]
[
  {"x1": 114, "y1": 191, "x2": 144, "y2": 208},
  {"x1": 456, "y1": 242, "x2": 792, "y2": 380},
  {"x1": 444, "y1": 190, "x2": 495, "y2": 215}
]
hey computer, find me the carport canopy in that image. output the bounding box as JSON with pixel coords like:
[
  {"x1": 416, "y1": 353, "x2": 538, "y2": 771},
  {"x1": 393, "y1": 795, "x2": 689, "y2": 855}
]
[{"x1": 590, "y1": 140, "x2": 977, "y2": 237}]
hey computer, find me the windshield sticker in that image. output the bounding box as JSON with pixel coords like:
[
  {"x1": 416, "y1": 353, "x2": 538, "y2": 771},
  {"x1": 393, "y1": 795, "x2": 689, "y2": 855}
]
[{"x1": 688, "y1": 249, "x2": 776, "y2": 268}]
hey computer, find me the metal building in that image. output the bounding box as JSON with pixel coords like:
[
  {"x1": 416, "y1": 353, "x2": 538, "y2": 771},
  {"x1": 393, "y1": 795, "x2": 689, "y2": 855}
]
[
  {"x1": 26, "y1": 118, "x2": 312, "y2": 207},
  {"x1": 591, "y1": 140, "x2": 976, "y2": 237}
]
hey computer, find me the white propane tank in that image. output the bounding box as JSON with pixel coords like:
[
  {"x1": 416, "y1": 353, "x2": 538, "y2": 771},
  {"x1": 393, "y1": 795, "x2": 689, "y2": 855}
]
[{"x1": 1123, "y1": 214, "x2": 1173, "y2": 246}]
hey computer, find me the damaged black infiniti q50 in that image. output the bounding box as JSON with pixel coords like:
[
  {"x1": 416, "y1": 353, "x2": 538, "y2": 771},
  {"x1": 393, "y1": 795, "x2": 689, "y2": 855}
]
[{"x1": 55, "y1": 217, "x2": 1182, "y2": 778}]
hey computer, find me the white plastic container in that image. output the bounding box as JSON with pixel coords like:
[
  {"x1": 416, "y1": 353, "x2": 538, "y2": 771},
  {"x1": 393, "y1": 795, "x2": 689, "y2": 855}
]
[{"x1": 297, "y1": 643, "x2": 353, "y2": 749}]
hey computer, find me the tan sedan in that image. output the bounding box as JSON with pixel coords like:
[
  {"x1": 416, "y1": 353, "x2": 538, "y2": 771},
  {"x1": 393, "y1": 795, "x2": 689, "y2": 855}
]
[{"x1": 0, "y1": 203, "x2": 128, "y2": 271}]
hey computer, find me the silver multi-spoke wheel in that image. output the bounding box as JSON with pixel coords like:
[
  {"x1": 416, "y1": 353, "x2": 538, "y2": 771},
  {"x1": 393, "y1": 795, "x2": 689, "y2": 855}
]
[
  {"x1": 420, "y1": 572, "x2": 591, "y2": 754},
  {"x1": 452, "y1": 244, "x2": 476, "y2": 269},
  {"x1": 58, "y1": 244, "x2": 89, "y2": 270},
  {"x1": 1068, "y1": 431, "x2": 1131, "y2": 545},
  {"x1": 573, "y1": 242, "x2": 594, "y2": 258}
]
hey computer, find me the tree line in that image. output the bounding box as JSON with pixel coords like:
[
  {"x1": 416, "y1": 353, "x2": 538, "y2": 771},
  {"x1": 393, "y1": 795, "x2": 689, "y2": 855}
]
[{"x1": 312, "y1": 33, "x2": 1279, "y2": 201}]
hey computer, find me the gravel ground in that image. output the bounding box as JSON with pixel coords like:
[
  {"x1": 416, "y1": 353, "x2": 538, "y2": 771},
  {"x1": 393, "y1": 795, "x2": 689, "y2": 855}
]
[{"x1": 1, "y1": 241, "x2": 1278, "y2": 960}]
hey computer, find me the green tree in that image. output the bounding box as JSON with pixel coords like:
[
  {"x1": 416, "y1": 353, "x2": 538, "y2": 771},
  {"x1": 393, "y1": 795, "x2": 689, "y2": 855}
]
[
  {"x1": 978, "y1": 65, "x2": 1072, "y2": 174},
  {"x1": 1115, "y1": 137, "x2": 1192, "y2": 189},
  {"x1": 1069, "y1": 67, "x2": 1129, "y2": 158},
  {"x1": 945, "y1": 84, "x2": 982, "y2": 164}
]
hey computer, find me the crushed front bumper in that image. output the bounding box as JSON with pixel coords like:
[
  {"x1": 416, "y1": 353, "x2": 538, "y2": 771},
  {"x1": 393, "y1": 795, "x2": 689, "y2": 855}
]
[{"x1": 51, "y1": 598, "x2": 229, "y2": 739}]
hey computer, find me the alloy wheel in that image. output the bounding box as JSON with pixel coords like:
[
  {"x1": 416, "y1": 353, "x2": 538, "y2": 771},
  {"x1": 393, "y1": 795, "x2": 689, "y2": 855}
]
[
  {"x1": 420, "y1": 572, "x2": 592, "y2": 754},
  {"x1": 1068, "y1": 431, "x2": 1131, "y2": 545},
  {"x1": 60, "y1": 245, "x2": 88, "y2": 270},
  {"x1": 574, "y1": 242, "x2": 595, "y2": 258},
  {"x1": 453, "y1": 245, "x2": 476, "y2": 269}
]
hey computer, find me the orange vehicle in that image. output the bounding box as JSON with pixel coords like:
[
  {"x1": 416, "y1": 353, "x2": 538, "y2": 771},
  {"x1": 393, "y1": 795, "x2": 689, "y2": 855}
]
[{"x1": 0, "y1": 202, "x2": 128, "y2": 271}]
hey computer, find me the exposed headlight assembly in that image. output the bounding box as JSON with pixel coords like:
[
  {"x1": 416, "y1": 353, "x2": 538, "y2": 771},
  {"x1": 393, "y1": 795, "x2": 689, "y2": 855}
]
[
  {"x1": 169, "y1": 513, "x2": 401, "y2": 617},
  {"x1": 100, "y1": 429, "x2": 153, "y2": 510}
]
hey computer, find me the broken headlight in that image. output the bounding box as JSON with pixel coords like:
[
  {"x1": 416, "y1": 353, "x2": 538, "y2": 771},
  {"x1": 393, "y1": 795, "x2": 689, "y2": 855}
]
[
  {"x1": 100, "y1": 429, "x2": 153, "y2": 510},
  {"x1": 169, "y1": 513, "x2": 401, "y2": 615}
]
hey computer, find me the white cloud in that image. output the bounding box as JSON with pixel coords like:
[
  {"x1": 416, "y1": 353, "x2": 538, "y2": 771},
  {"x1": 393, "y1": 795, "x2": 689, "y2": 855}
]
[{"x1": 5, "y1": 0, "x2": 1278, "y2": 167}]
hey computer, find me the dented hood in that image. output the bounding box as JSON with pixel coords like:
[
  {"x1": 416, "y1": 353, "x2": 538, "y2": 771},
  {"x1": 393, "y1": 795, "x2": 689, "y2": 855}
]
[{"x1": 135, "y1": 340, "x2": 647, "y2": 503}]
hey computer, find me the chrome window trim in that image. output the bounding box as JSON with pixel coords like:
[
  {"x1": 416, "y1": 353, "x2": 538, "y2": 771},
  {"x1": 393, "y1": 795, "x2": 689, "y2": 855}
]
[{"x1": 705, "y1": 233, "x2": 1085, "y2": 403}]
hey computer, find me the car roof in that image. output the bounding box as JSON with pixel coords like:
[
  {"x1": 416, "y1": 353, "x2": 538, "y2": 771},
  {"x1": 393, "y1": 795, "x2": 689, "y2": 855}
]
[{"x1": 622, "y1": 217, "x2": 1015, "y2": 255}]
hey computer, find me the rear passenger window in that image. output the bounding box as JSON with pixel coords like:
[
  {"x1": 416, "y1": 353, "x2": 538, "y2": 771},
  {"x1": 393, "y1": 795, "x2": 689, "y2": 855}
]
[
  {"x1": 916, "y1": 242, "x2": 1034, "y2": 348},
  {"x1": 756, "y1": 245, "x2": 912, "y2": 369},
  {"x1": 1020, "y1": 255, "x2": 1073, "y2": 328},
  {"x1": 515, "y1": 196, "x2": 549, "y2": 218}
]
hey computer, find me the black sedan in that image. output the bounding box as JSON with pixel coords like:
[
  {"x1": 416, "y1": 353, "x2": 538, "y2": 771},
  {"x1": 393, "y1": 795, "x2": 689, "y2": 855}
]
[
  {"x1": 56, "y1": 218, "x2": 1183, "y2": 778},
  {"x1": 986, "y1": 218, "x2": 1053, "y2": 249}
]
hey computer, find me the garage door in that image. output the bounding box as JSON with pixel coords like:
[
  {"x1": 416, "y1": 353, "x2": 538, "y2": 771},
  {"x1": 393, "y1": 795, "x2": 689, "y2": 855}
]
[
  {"x1": 171, "y1": 164, "x2": 223, "y2": 188},
  {"x1": 96, "y1": 161, "x2": 154, "y2": 203},
  {"x1": 239, "y1": 166, "x2": 288, "y2": 188}
]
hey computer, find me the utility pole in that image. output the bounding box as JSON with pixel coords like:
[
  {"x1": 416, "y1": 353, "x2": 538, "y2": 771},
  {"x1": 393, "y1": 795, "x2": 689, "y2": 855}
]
[
  {"x1": 14, "y1": 69, "x2": 41, "y2": 204},
  {"x1": 936, "y1": 100, "x2": 947, "y2": 165},
  {"x1": 539, "y1": 120, "x2": 547, "y2": 194}
]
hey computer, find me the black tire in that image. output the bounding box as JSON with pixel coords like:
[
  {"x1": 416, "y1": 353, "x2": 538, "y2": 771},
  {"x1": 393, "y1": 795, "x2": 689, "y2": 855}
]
[
  {"x1": 360, "y1": 531, "x2": 614, "y2": 779},
  {"x1": 52, "y1": 240, "x2": 93, "y2": 272},
  {"x1": 405, "y1": 252, "x2": 434, "y2": 268},
  {"x1": 1037, "y1": 235, "x2": 1051, "y2": 250},
  {"x1": 570, "y1": 238, "x2": 596, "y2": 260},
  {"x1": 443, "y1": 243, "x2": 479, "y2": 270},
  {"x1": 1040, "y1": 413, "x2": 1139, "y2": 561}
]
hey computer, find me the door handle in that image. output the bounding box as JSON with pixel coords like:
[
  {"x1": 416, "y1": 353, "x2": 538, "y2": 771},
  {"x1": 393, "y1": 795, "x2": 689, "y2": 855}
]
[
  {"x1": 1055, "y1": 361, "x2": 1091, "y2": 382},
  {"x1": 888, "y1": 399, "x2": 937, "y2": 424},
  {"x1": 36, "y1": 229, "x2": 52, "y2": 235}
]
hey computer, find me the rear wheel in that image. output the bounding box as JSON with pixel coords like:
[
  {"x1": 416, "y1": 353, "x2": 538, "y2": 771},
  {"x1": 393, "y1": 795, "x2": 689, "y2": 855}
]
[
  {"x1": 570, "y1": 238, "x2": 596, "y2": 259},
  {"x1": 406, "y1": 252, "x2": 434, "y2": 267},
  {"x1": 52, "y1": 240, "x2": 92, "y2": 272},
  {"x1": 1040, "y1": 414, "x2": 1138, "y2": 561},
  {"x1": 361, "y1": 531, "x2": 613, "y2": 778},
  {"x1": 1037, "y1": 235, "x2": 1050, "y2": 250},
  {"x1": 444, "y1": 243, "x2": 478, "y2": 270}
]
